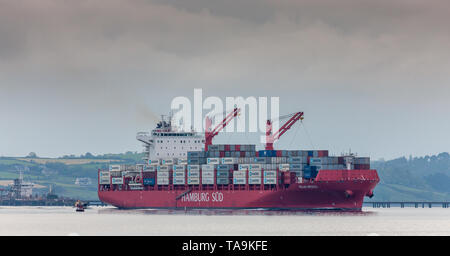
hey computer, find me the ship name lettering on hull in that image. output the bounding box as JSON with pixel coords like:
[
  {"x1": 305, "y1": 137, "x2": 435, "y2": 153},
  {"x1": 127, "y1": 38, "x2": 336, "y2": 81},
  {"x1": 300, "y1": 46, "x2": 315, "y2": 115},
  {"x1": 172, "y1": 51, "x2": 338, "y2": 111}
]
[{"x1": 181, "y1": 192, "x2": 224, "y2": 202}]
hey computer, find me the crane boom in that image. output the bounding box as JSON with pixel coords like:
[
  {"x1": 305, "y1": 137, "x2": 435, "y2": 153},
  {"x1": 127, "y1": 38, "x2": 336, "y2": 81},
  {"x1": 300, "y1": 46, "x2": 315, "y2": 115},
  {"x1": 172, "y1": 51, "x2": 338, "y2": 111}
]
[
  {"x1": 204, "y1": 107, "x2": 241, "y2": 151},
  {"x1": 265, "y1": 111, "x2": 304, "y2": 150}
]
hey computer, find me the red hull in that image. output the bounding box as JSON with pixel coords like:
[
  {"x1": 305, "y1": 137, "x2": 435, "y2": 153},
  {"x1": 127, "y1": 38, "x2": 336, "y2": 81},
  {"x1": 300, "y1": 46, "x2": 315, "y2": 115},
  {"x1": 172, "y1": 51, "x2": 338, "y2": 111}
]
[{"x1": 98, "y1": 170, "x2": 379, "y2": 211}]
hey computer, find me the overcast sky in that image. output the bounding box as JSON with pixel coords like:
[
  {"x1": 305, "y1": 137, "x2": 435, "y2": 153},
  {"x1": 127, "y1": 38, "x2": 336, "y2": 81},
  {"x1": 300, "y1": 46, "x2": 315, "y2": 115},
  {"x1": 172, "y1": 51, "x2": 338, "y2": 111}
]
[{"x1": 1, "y1": 0, "x2": 449, "y2": 159}]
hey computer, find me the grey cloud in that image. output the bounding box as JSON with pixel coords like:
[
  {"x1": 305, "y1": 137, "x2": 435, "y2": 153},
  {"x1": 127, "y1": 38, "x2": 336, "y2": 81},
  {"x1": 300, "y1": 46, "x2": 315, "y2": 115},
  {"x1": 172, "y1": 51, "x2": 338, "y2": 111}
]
[{"x1": 0, "y1": 0, "x2": 449, "y2": 158}]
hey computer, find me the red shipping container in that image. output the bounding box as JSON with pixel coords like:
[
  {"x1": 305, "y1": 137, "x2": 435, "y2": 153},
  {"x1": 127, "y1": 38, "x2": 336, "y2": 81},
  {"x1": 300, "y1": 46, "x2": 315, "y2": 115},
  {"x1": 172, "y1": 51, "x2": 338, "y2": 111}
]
[
  {"x1": 240, "y1": 151, "x2": 245, "y2": 157},
  {"x1": 220, "y1": 151, "x2": 225, "y2": 157},
  {"x1": 225, "y1": 145, "x2": 230, "y2": 151},
  {"x1": 276, "y1": 150, "x2": 282, "y2": 157},
  {"x1": 290, "y1": 172, "x2": 297, "y2": 182},
  {"x1": 235, "y1": 145, "x2": 241, "y2": 151},
  {"x1": 283, "y1": 172, "x2": 292, "y2": 184},
  {"x1": 256, "y1": 152, "x2": 259, "y2": 157},
  {"x1": 318, "y1": 150, "x2": 329, "y2": 157}
]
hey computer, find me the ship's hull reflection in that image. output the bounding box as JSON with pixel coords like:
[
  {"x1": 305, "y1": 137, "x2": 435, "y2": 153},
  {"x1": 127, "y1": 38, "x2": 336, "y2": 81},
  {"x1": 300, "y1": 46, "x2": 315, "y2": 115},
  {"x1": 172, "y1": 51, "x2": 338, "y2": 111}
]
[{"x1": 98, "y1": 207, "x2": 375, "y2": 216}]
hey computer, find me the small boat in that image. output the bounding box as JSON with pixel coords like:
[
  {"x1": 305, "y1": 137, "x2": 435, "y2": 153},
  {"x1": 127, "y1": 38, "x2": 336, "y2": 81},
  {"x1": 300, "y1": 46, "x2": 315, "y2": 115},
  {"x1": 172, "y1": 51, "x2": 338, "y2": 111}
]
[{"x1": 75, "y1": 200, "x2": 85, "y2": 212}]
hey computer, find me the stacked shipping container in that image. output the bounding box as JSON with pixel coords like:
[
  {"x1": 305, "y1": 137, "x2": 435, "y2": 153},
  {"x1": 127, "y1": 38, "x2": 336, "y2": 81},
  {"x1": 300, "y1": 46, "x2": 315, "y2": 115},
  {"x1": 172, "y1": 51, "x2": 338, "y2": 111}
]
[{"x1": 104, "y1": 145, "x2": 370, "y2": 188}]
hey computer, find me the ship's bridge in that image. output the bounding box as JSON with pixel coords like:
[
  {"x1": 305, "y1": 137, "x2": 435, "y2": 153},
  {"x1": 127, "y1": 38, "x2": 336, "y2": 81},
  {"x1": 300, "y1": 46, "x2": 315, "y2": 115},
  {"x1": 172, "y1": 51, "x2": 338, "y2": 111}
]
[{"x1": 137, "y1": 115, "x2": 205, "y2": 161}]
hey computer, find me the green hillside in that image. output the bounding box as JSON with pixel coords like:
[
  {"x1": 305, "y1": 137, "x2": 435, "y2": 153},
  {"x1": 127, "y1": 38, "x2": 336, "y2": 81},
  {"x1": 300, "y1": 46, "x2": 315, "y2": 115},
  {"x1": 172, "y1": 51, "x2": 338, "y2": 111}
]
[
  {"x1": 0, "y1": 151, "x2": 145, "y2": 200},
  {"x1": 368, "y1": 152, "x2": 450, "y2": 201}
]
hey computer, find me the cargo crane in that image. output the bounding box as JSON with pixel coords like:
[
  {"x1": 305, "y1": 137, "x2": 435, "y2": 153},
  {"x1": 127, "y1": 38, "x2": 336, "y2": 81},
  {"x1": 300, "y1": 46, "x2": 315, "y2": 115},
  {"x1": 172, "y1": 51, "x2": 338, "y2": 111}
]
[
  {"x1": 265, "y1": 112, "x2": 304, "y2": 150},
  {"x1": 204, "y1": 107, "x2": 241, "y2": 151}
]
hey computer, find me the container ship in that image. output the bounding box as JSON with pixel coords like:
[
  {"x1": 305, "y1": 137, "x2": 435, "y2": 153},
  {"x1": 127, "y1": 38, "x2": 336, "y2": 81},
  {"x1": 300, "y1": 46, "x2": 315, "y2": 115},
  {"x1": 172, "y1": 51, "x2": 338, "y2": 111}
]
[{"x1": 98, "y1": 109, "x2": 379, "y2": 211}]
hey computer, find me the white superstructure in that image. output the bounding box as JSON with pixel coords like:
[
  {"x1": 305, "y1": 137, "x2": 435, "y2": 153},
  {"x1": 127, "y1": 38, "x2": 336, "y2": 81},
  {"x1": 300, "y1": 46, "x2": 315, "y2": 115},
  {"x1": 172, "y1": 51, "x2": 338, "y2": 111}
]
[{"x1": 136, "y1": 114, "x2": 205, "y2": 162}]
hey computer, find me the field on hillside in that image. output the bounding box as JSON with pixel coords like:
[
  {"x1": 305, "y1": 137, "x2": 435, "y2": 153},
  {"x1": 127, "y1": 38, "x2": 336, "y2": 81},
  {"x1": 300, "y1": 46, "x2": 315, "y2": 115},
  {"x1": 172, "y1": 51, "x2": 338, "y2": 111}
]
[{"x1": 16, "y1": 158, "x2": 122, "y2": 165}]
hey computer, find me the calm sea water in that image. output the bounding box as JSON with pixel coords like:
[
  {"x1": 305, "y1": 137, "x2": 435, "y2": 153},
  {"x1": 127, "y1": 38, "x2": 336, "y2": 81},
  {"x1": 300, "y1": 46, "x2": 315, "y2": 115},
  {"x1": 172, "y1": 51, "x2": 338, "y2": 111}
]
[{"x1": 0, "y1": 206, "x2": 449, "y2": 236}]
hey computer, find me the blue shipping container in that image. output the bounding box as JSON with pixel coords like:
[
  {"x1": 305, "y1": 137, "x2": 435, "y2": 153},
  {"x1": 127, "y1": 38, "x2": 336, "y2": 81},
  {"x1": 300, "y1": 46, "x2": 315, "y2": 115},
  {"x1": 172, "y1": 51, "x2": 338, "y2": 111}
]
[
  {"x1": 217, "y1": 164, "x2": 232, "y2": 171},
  {"x1": 143, "y1": 178, "x2": 155, "y2": 185}
]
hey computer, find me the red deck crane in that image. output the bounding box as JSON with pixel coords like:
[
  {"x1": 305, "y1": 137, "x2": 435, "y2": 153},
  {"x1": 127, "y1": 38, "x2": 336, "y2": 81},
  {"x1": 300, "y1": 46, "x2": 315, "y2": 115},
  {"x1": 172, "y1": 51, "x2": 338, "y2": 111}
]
[
  {"x1": 265, "y1": 111, "x2": 304, "y2": 150},
  {"x1": 204, "y1": 107, "x2": 241, "y2": 151}
]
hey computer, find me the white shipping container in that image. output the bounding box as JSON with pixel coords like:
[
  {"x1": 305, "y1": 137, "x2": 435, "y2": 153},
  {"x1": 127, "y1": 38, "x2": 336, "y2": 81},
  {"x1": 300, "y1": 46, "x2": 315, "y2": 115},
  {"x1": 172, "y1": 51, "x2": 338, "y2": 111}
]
[
  {"x1": 157, "y1": 178, "x2": 169, "y2": 185},
  {"x1": 157, "y1": 165, "x2": 172, "y2": 171},
  {"x1": 201, "y1": 171, "x2": 214, "y2": 178},
  {"x1": 100, "y1": 171, "x2": 110, "y2": 178},
  {"x1": 109, "y1": 165, "x2": 121, "y2": 171},
  {"x1": 288, "y1": 156, "x2": 307, "y2": 164},
  {"x1": 264, "y1": 170, "x2": 277, "y2": 177},
  {"x1": 202, "y1": 177, "x2": 215, "y2": 184},
  {"x1": 201, "y1": 164, "x2": 215, "y2": 171},
  {"x1": 248, "y1": 177, "x2": 262, "y2": 184},
  {"x1": 178, "y1": 158, "x2": 188, "y2": 165},
  {"x1": 173, "y1": 171, "x2": 185, "y2": 177},
  {"x1": 157, "y1": 171, "x2": 170, "y2": 177},
  {"x1": 187, "y1": 177, "x2": 200, "y2": 184},
  {"x1": 99, "y1": 177, "x2": 110, "y2": 185},
  {"x1": 173, "y1": 165, "x2": 186, "y2": 171},
  {"x1": 233, "y1": 171, "x2": 247, "y2": 178},
  {"x1": 264, "y1": 177, "x2": 277, "y2": 184},
  {"x1": 289, "y1": 164, "x2": 304, "y2": 170},
  {"x1": 111, "y1": 177, "x2": 123, "y2": 184},
  {"x1": 249, "y1": 164, "x2": 262, "y2": 170},
  {"x1": 207, "y1": 158, "x2": 220, "y2": 164},
  {"x1": 173, "y1": 177, "x2": 186, "y2": 185},
  {"x1": 188, "y1": 165, "x2": 200, "y2": 171},
  {"x1": 248, "y1": 170, "x2": 261, "y2": 177},
  {"x1": 148, "y1": 159, "x2": 159, "y2": 166},
  {"x1": 233, "y1": 178, "x2": 246, "y2": 184},
  {"x1": 161, "y1": 159, "x2": 175, "y2": 165},
  {"x1": 143, "y1": 166, "x2": 156, "y2": 172},
  {"x1": 188, "y1": 171, "x2": 200, "y2": 177},
  {"x1": 238, "y1": 164, "x2": 250, "y2": 170},
  {"x1": 221, "y1": 157, "x2": 238, "y2": 164},
  {"x1": 279, "y1": 164, "x2": 290, "y2": 171}
]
